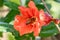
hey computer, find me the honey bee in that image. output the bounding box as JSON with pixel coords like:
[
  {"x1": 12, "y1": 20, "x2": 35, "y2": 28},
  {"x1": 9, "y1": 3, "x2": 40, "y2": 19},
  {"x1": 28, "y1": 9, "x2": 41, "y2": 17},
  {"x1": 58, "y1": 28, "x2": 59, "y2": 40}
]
[{"x1": 26, "y1": 18, "x2": 36, "y2": 25}]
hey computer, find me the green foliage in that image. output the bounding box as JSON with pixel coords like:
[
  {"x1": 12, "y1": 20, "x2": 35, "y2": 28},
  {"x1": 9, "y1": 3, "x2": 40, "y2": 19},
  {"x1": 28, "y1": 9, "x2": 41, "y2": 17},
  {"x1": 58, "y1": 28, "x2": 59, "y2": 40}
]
[
  {"x1": 0, "y1": 22, "x2": 18, "y2": 40},
  {"x1": 10, "y1": 0, "x2": 20, "y2": 5},
  {"x1": 40, "y1": 22, "x2": 59, "y2": 37},
  {"x1": 0, "y1": 0, "x2": 4, "y2": 7},
  {"x1": 33, "y1": 0, "x2": 41, "y2": 5},
  {"x1": 7, "y1": 32, "x2": 16, "y2": 40},
  {"x1": 4, "y1": 1, "x2": 19, "y2": 10},
  {"x1": 0, "y1": 22, "x2": 14, "y2": 32},
  {"x1": 4, "y1": 10, "x2": 19, "y2": 23},
  {"x1": 3, "y1": 0, "x2": 20, "y2": 23},
  {"x1": 0, "y1": 32, "x2": 3, "y2": 37},
  {"x1": 54, "y1": 0, "x2": 60, "y2": 3},
  {"x1": 36, "y1": 4, "x2": 45, "y2": 10}
]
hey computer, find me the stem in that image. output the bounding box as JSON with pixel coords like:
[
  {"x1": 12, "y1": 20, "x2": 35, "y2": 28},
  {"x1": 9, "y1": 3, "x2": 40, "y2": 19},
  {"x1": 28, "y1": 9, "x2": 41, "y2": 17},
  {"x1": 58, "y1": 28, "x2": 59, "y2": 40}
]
[
  {"x1": 55, "y1": 24, "x2": 60, "y2": 32},
  {"x1": 42, "y1": 0, "x2": 50, "y2": 14}
]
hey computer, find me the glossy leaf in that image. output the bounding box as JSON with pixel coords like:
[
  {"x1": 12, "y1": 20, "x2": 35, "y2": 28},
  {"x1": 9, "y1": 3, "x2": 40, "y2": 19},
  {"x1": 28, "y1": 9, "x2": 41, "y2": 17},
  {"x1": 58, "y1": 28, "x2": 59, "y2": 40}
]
[
  {"x1": 3, "y1": 1, "x2": 20, "y2": 23},
  {"x1": 0, "y1": 22, "x2": 14, "y2": 32},
  {"x1": 4, "y1": 10, "x2": 19, "y2": 23},
  {"x1": 10, "y1": 0, "x2": 20, "y2": 5},
  {"x1": 40, "y1": 22, "x2": 59, "y2": 37},
  {"x1": 36, "y1": 4, "x2": 45, "y2": 10},
  {"x1": 33, "y1": 0, "x2": 41, "y2": 5},
  {"x1": 4, "y1": 1, "x2": 19, "y2": 10}
]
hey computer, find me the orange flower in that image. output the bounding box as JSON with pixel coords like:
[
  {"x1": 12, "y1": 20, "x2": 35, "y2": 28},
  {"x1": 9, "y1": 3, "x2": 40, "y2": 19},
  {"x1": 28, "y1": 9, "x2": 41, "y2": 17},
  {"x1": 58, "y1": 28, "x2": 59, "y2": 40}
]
[{"x1": 14, "y1": 1, "x2": 53, "y2": 36}]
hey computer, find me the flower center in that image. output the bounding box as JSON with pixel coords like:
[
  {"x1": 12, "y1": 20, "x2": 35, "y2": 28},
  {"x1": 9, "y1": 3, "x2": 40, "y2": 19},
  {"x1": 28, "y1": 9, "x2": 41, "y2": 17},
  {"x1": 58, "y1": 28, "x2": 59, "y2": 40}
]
[{"x1": 26, "y1": 17, "x2": 37, "y2": 25}]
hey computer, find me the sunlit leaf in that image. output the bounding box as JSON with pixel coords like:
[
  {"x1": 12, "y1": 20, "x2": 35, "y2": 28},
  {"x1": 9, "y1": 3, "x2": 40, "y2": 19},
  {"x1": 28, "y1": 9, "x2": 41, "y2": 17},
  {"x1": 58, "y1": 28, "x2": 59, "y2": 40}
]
[
  {"x1": 7, "y1": 32, "x2": 16, "y2": 40},
  {"x1": 40, "y1": 22, "x2": 59, "y2": 37},
  {"x1": 33, "y1": 0, "x2": 41, "y2": 5},
  {"x1": 10, "y1": 0, "x2": 20, "y2": 5}
]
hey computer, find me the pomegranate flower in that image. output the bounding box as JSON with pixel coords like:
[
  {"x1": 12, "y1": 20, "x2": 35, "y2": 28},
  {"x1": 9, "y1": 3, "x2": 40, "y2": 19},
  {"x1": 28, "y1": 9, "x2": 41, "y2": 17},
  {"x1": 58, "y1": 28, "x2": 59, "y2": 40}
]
[
  {"x1": 39, "y1": 10, "x2": 52, "y2": 26},
  {"x1": 14, "y1": 1, "x2": 59, "y2": 37}
]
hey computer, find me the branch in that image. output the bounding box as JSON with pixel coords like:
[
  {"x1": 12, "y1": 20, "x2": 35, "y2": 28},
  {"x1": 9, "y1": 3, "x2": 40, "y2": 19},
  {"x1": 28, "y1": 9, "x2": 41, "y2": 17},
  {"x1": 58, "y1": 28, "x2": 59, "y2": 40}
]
[
  {"x1": 55, "y1": 24, "x2": 60, "y2": 32},
  {"x1": 42, "y1": 0, "x2": 50, "y2": 14}
]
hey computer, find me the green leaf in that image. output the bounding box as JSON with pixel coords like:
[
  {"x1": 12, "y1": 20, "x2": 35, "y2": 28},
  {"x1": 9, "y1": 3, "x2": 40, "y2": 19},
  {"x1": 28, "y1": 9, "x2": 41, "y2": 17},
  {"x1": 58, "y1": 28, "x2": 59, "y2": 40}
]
[
  {"x1": 0, "y1": 22, "x2": 18, "y2": 39},
  {"x1": 0, "y1": 22, "x2": 16, "y2": 35},
  {"x1": 7, "y1": 32, "x2": 16, "y2": 40},
  {"x1": 0, "y1": 32, "x2": 3, "y2": 37},
  {"x1": 40, "y1": 22, "x2": 59, "y2": 37},
  {"x1": 0, "y1": 26, "x2": 7, "y2": 32},
  {"x1": 33, "y1": 0, "x2": 41, "y2": 5},
  {"x1": 4, "y1": 1, "x2": 20, "y2": 23},
  {"x1": 54, "y1": 0, "x2": 60, "y2": 3},
  {"x1": 10, "y1": 0, "x2": 20, "y2": 5},
  {"x1": 4, "y1": 10, "x2": 19, "y2": 23},
  {"x1": 0, "y1": 22, "x2": 14, "y2": 31},
  {"x1": 4, "y1": 1, "x2": 19, "y2": 10},
  {"x1": 0, "y1": 0, "x2": 4, "y2": 7},
  {"x1": 36, "y1": 4, "x2": 45, "y2": 10},
  {"x1": 0, "y1": 22, "x2": 29, "y2": 40}
]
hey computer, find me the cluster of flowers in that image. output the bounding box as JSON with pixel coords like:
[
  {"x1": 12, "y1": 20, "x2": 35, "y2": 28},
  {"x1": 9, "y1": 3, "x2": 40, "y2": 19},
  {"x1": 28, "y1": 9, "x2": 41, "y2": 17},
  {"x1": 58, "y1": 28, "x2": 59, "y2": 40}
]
[{"x1": 14, "y1": 1, "x2": 60, "y2": 37}]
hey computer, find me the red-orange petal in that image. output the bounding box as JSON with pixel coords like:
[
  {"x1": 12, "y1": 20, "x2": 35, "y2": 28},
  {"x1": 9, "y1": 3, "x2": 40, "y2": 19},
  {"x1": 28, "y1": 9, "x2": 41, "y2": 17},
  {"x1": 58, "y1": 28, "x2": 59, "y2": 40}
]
[
  {"x1": 19, "y1": 24, "x2": 33, "y2": 36},
  {"x1": 39, "y1": 9, "x2": 45, "y2": 22},
  {"x1": 28, "y1": 1, "x2": 38, "y2": 17},
  {"x1": 34, "y1": 22, "x2": 40, "y2": 37},
  {"x1": 14, "y1": 15, "x2": 27, "y2": 31},
  {"x1": 18, "y1": 6, "x2": 30, "y2": 18},
  {"x1": 14, "y1": 15, "x2": 34, "y2": 36},
  {"x1": 28, "y1": 1, "x2": 36, "y2": 9},
  {"x1": 26, "y1": 8, "x2": 33, "y2": 17}
]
